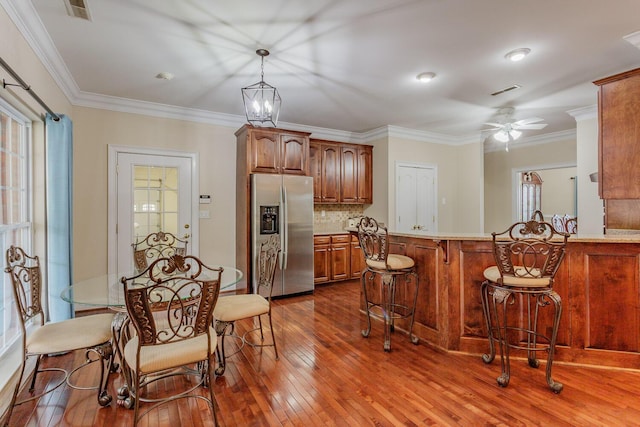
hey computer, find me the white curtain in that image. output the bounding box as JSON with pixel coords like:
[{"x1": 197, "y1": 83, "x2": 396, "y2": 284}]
[{"x1": 45, "y1": 113, "x2": 73, "y2": 321}]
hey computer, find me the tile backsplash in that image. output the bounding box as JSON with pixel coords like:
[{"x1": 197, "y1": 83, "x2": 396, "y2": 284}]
[{"x1": 313, "y1": 204, "x2": 364, "y2": 233}]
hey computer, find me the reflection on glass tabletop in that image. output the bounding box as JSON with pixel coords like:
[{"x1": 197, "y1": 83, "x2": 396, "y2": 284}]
[{"x1": 60, "y1": 266, "x2": 243, "y2": 308}]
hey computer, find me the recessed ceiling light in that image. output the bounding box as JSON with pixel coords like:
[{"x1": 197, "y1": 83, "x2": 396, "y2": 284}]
[
  {"x1": 505, "y1": 48, "x2": 531, "y2": 62},
  {"x1": 155, "y1": 72, "x2": 174, "y2": 80},
  {"x1": 416, "y1": 72, "x2": 436, "y2": 83}
]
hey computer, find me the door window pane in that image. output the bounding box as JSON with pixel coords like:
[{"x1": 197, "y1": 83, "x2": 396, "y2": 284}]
[{"x1": 133, "y1": 165, "x2": 179, "y2": 239}]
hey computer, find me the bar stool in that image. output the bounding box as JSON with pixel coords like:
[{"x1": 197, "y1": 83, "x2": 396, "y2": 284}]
[
  {"x1": 480, "y1": 218, "x2": 569, "y2": 393},
  {"x1": 357, "y1": 217, "x2": 419, "y2": 351}
]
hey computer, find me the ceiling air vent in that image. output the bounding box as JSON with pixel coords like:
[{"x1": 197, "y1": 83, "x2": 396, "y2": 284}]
[
  {"x1": 64, "y1": 0, "x2": 92, "y2": 21},
  {"x1": 491, "y1": 84, "x2": 521, "y2": 96}
]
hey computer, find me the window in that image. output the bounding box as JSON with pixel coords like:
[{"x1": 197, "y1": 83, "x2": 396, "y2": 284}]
[
  {"x1": 0, "y1": 99, "x2": 32, "y2": 355},
  {"x1": 519, "y1": 171, "x2": 542, "y2": 221}
]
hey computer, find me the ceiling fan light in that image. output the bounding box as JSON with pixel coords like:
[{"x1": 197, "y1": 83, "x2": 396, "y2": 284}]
[
  {"x1": 510, "y1": 129, "x2": 522, "y2": 140},
  {"x1": 505, "y1": 48, "x2": 531, "y2": 62},
  {"x1": 494, "y1": 130, "x2": 509, "y2": 143}
]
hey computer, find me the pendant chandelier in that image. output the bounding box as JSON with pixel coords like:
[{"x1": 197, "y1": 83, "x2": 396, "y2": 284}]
[{"x1": 242, "y1": 49, "x2": 281, "y2": 127}]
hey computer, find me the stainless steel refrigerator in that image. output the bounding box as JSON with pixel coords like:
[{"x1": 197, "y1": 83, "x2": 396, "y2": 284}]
[{"x1": 251, "y1": 173, "x2": 314, "y2": 297}]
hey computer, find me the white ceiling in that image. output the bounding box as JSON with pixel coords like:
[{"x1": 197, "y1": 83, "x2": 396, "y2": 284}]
[{"x1": 7, "y1": 0, "x2": 640, "y2": 146}]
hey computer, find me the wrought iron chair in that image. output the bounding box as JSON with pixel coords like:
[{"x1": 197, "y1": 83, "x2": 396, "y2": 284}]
[
  {"x1": 357, "y1": 217, "x2": 419, "y2": 351},
  {"x1": 480, "y1": 218, "x2": 569, "y2": 392},
  {"x1": 119, "y1": 253, "x2": 222, "y2": 426},
  {"x1": 131, "y1": 231, "x2": 189, "y2": 272},
  {"x1": 213, "y1": 234, "x2": 280, "y2": 375},
  {"x1": 3, "y1": 246, "x2": 115, "y2": 426}
]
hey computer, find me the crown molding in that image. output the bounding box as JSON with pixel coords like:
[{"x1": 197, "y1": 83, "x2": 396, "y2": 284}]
[{"x1": 567, "y1": 104, "x2": 597, "y2": 121}]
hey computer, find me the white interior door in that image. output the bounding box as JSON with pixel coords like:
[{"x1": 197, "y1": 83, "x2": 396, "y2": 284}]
[
  {"x1": 108, "y1": 147, "x2": 198, "y2": 277},
  {"x1": 396, "y1": 163, "x2": 437, "y2": 233}
]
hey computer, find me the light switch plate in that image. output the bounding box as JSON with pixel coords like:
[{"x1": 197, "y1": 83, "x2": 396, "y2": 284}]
[{"x1": 199, "y1": 210, "x2": 210, "y2": 219}]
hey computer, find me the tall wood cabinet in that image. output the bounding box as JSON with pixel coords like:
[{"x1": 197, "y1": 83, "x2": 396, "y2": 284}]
[
  {"x1": 309, "y1": 139, "x2": 373, "y2": 204},
  {"x1": 594, "y1": 67, "x2": 640, "y2": 231},
  {"x1": 235, "y1": 125, "x2": 311, "y2": 291}
]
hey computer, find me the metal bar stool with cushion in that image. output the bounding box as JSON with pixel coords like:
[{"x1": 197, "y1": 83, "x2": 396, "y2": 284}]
[
  {"x1": 480, "y1": 218, "x2": 569, "y2": 393},
  {"x1": 213, "y1": 234, "x2": 280, "y2": 376},
  {"x1": 131, "y1": 231, "x2": 189, "y2": 273},
  {"x1": 357, "y1": 217, "x2": 419, "y2": 352},
  {"x1": 3, "y1": 246, "x2": 115, "y2": 426},
  {"x1": 120, "y1": 253, "x2": 222, "y2": 426}
]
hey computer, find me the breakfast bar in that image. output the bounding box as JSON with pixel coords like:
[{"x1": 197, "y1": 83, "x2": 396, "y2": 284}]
[{"x1": 376, "y1": 231, "x2": 640, "y2": 370}]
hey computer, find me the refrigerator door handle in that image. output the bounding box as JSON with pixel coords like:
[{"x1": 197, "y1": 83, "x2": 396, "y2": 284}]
[
  {"x1": 282, "y1": 183, "x2": 289, "y2": 269},
  {"x1": 278, "y1": 183, "x2": 286, "y2": 270}
]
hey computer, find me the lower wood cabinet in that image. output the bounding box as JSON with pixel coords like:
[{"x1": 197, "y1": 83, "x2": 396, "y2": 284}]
[{"x1": 314, "y1": 234, "x2": 363, "y2": 284}]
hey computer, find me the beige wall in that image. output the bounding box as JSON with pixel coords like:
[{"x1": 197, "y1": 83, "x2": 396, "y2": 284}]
[
  {"x1": 576, "y1": 116, "x2": 603, "y2": 234},
  {"x1": 484, "y1": 138, "x2": 577, "y2": 232},
  {"x1": 385, "y1": 136, "x2": 484, "y2": 233},
  {"x1": 538, "y1": 167, "x2": 577, "y2": 218},
  {"x1": 72, "y1": 107, "x2": 238, "y2": 281}
]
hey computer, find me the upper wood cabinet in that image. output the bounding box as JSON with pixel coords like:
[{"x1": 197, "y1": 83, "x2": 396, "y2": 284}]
[
  {"x1": 310, "y1": 139, "x2": 373, "y2": 204},
  {"x1": 594, "y1": 68, "x2": 640, "y2": 199},
  {"x1": 236, "y1": 125, "x2": 310, "y2": 176},
  {"x1": 309, "y1": 140, "x2": 341, "y2": 203}
]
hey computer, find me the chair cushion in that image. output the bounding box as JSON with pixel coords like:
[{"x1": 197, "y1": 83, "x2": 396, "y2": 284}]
[
  {"x1": 123, "y1": 326, "x2": 216, "y2": 374},
  {"x1": 366, "y1": 254, "x2": 415, "y2": 271},
  {"x1": 213, "y1": 294, "x2": 269, "y2": 322},
  {"x1": 483, "y1": 265, "x2": 551, "y2": 288},
  {"x1": 27, "y1": 313, "x2": 115, "y2": 355}
]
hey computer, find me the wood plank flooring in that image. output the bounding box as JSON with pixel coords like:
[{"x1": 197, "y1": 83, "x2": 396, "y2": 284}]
[{"x1": 8, "y1": 279, "x2": 640, "y2": 426}]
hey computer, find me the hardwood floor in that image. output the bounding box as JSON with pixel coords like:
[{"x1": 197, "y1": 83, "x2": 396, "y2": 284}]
[{"x1": 8, "y1": 279, "x2": 640, "y2": 426}]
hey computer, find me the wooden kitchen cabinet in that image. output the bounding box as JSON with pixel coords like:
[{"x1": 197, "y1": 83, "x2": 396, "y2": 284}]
[
  {"x1": 341, "y1": 144, "x2": 373, "y2": 204},
  {"x1": 313, "y1": 234, "x2": 358, "y2": 284},
  {"x1": 236, "y1": 125, "x2": 310, "y2": 176},
  {"x1": 594, "y1": 68, "x2": 640, "y2": 199},
  {"x1": 350, "y1": 234, "x2": 364, "y2": 279},
  {"x1": 313, "y1": 236, "x2": 331, "y2": 284},
  {"x1": 310, "y1": 139, "x2": 373, "y2": 204},
  {"x1": 309, "y1": 140, "x2": 340, "y2": 203}
]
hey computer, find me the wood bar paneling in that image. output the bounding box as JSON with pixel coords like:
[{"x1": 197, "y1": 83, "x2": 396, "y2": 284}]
[{"x1": 388, "y1": 234, "x2": 640, "y2": 369}]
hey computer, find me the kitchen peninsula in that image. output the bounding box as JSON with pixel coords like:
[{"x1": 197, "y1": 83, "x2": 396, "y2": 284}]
[{"x1": 354, "y1": 229, "x2": 640, "y2": 370}]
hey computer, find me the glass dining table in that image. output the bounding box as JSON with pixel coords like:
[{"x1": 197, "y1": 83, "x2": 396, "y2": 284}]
[
  {"x1": 60, "y1": 265, "x2": 243, "y2": 408},
  {"x1": 60, "y1": 266, "x2": 243, "y2": 309}
]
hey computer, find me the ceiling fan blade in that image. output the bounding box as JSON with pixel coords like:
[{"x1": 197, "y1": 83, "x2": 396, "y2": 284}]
[
  {"x1": 512, "y1": 117, "x2": 545, "y2": 126},
  {"x1": 483, "y1": 122, "x2": 504, "y2": 128},
  {"x1": 512, "y1": 123, "x2": 548, "y2": 130}
]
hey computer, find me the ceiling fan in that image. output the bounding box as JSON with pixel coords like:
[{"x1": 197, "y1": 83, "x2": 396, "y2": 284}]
[{"x1": 484, "y1": 107, "x2": 547, "y2": 151}]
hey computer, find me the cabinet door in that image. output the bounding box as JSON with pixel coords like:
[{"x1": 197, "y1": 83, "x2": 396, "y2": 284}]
[
  {"x1": 250, "y1": 130, "x2": 280, "y2": 173},
  {"x1": 357, "y1": 146, "x2": 373, "y2": 203},
  {"x1": 309, "y1": 143, "x2": 322, "y2": 202},
  {"x1": 280, "y1": 134, "x2": 308, "y2": 175},
  {"x1": 330, "y1": 236, "x2": 350, "y2": 280},
  {"x1": 321, "y1": 144, "x2": 341, "y2": 203},
  {"x1": 341, "y1": 146, "x2": 358, "y2": 203},
  {"x1": 313, "y1": 237, "x2": 331, "y2": 284},
  {"x1": 350, "y1": 236, "x2": 364, "y2": 279}
]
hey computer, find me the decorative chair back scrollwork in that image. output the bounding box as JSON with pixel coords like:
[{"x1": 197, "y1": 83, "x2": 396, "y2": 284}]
[
  {"x1": 3, "y1": 246, "x2": 115, "y2": 426},
  {"x1": 356, "y1": 217, "x2": 420, "y2": 352},
  {"x1": 120, "y1": 254, "x2": 222, "y2": 426},
  {"x1": 480, "y1": 219, "x2": 569, "y2": 393},
  {"x1": 131, "y1": 231, "x2": 189, "y2": 272},
  {"x1": 491, "y1": 219, "x2": 569, "y2": 286},
  {"x1": 213, "y1": 234, "x2": 280, "y2": 376}
]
